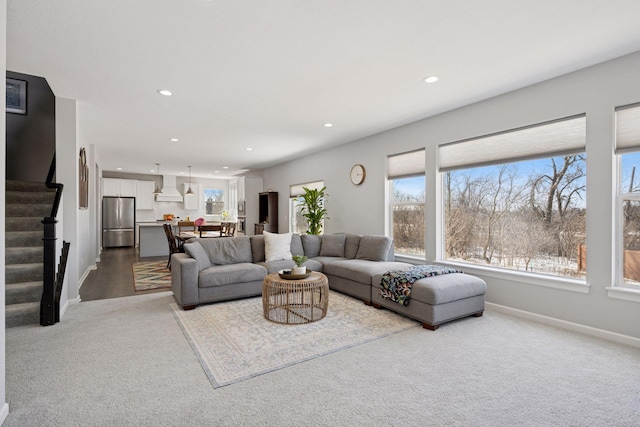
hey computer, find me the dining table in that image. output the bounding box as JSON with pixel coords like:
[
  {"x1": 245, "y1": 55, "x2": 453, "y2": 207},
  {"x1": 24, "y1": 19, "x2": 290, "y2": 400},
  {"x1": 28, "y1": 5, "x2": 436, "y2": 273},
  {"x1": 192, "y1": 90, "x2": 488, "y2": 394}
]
[{"x1": 177, "y1": 226, "x2": 222, "y2": 242}]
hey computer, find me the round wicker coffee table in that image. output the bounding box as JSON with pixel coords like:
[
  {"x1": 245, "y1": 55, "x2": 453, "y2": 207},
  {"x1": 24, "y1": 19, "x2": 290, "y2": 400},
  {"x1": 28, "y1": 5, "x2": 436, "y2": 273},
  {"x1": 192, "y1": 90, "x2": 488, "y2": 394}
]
[{"x1": 262, "y1": 271, "x2": 329, "y2": 324}]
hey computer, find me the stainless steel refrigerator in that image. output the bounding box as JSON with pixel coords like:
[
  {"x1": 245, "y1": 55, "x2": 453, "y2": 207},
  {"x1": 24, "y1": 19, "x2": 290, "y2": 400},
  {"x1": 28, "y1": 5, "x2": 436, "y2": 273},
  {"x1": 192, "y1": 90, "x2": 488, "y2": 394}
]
[{"x1": 102, "y1": 196, "x2": 135, "y2": 248}]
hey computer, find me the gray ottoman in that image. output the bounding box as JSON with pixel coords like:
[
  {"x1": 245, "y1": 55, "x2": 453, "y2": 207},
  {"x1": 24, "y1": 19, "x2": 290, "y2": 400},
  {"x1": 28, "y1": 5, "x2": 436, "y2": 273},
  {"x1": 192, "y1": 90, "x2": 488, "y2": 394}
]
[{"x1": 371, "y1": 271, "x2": 486, "y2": 330}]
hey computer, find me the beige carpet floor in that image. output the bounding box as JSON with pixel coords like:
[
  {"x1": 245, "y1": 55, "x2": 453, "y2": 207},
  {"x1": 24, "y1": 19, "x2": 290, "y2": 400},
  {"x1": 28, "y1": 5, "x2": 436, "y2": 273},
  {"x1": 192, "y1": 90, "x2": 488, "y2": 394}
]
[
  {"x1": 5, "y1": 292, "x2": 640, "y2": 425},
  {"x1": 171, "y1": 291, "x2": 418, "y2": 387}
]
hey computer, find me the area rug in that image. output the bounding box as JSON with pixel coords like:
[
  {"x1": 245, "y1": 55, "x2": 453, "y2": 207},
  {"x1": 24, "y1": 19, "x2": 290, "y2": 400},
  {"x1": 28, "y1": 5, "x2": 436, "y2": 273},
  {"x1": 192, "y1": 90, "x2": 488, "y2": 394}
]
[
  {"x1": 132, "y1": 261, "x2": 171, "y2": 291},
  {"x1": 170, "y1": 291, "x2": 418, "y2": 388}
]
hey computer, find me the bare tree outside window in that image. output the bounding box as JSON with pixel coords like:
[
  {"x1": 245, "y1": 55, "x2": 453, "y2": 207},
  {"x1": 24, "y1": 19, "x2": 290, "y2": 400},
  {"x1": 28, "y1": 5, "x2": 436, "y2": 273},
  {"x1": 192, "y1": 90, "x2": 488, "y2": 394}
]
[
  {"x1": 444, "y1": 155, "x2": 586, "y2": 278},
  {"x1": 204, "y1": 188, "x2": 224, "y2": 215},
  {"x1": 391, "y1": 176, "x2": 425, "y2": 256},
  {"x1": 290, "y1": 197, "x2": 309, "y2": 235},
  {"x1": 620, "y1": 151, "x2": 640, "y2": 286}
]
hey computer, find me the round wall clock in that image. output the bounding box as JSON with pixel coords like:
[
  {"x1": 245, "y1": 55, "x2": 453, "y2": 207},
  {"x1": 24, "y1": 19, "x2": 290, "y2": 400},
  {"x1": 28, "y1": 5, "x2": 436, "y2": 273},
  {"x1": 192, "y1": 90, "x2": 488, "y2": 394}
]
[{"x1": 350, "y1": 164, "x2": 366, "y2": 185}]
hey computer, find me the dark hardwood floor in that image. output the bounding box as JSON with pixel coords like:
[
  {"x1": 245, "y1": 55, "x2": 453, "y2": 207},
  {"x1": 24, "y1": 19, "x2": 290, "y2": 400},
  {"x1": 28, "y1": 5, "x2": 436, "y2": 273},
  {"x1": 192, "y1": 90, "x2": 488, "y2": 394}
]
[{"x1": 80, "y1": 247, "x2": 169, "y2": 301}]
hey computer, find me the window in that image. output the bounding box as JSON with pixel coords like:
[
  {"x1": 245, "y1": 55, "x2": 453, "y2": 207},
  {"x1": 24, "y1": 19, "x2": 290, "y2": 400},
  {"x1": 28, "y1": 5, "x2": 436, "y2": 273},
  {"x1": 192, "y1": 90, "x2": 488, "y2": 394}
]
[
  {"x1": 388, "y1": 150, "x2": 425, "y2": 257},
  {"x1": 289, "y1": 181, "x2": 324, "y2": 234},
  {"x1": 204, "y1": 188, "x2": 224, "y2": 216},
  {"x1": 616, "y1": 103, "x2": 640, "y2": 289},
  {"x1": 440, "y1": 115, "x2": 587, "y2": 279}
]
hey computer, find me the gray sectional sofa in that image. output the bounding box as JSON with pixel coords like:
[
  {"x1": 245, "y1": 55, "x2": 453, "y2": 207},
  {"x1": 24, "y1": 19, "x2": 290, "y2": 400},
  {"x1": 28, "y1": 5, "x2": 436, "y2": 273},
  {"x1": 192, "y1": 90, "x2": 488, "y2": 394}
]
[{"x1": 171, "y1": 233, "x2": 486, "y2": 330}]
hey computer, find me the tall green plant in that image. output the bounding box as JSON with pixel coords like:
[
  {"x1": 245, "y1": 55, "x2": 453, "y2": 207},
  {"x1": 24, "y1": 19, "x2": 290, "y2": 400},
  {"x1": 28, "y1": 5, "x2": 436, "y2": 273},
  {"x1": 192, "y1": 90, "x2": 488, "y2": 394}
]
[{"x1": 298, "y1": 186, "x2": 328, "y2": 235}]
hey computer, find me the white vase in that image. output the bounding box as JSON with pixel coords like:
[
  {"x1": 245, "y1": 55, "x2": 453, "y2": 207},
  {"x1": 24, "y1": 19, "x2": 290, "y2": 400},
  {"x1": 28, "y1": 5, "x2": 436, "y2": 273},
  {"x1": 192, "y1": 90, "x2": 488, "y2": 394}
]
[{"x1": 292, "y1": 266, "x2": 306, "y2": 275}]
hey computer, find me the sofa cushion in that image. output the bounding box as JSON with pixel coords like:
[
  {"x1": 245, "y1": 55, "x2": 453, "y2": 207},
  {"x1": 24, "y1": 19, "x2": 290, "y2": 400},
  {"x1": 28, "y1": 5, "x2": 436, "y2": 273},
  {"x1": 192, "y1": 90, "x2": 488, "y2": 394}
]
[
  {"x1": 310, "y1": 256, "x2": 346, "y2": 266},
  {"x1": 343, "y1": 234, "x2": 362, "y2": 259},
  {"x1": 183, "y1": 241, "x2": 211, "y2": 271},
  {"x1": 356, "y1": 235, "x2": 392, "y2": 262},
  {"x1": 264, "y1": 231, "x2": 293, "y2": 261},
  {"x1": 291, "y1": 234, "x2": 304, "y2": 256},
  {"x1": 250, "y1": 235, "x2": 266, "y2": 263},
  {"x1": 319, "y1": 234, "x2": 346, "y2": 257},
  {"x1": 371, "y1": 271, "x2": 487, "y2": 305},
  {"x1": 324, "y1": 260, "x2": 412, "y2": 285},
  {"x1": 198, "y1": 263, "x2": 267, "y2": 288},
  {"x1": 256, "y1": 258, "x2": 324, "y2": 274},
  {"x1": 301, "y1": 235, "x2": 322, "y2": 258},
  {"x1": 199, "y1": 236, "x2": 253, "y2": 265}
]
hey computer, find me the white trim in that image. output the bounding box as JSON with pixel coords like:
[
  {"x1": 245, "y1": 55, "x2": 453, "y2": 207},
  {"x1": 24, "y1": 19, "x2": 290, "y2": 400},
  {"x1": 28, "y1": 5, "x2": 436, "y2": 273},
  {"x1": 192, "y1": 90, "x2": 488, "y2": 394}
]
[
  {"x1": 59, "y1": 299, "x2": 70, "y2": 319},
  {"x1": 437, "y1": 260, "x2": 590, "y2": 294},
  {"x1": 486, "y1": 302, "x2": 640, "y2": 349},
  {"x1": 0, "y1": 403, "x2": 9, "y2": 425},
  {"x1": 606, "y1": 286, "x2": 640, "y2": 303},
  {"x1": 77, "y1": 264, "x2": 97, "y2": 290},
  {"x1": 394, "y1": 254, "x2": 425, "y2": 265}
]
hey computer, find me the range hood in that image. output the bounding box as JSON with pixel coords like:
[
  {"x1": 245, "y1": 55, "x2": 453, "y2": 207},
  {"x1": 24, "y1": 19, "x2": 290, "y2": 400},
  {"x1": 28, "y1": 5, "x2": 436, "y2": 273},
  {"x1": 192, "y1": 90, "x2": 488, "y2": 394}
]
[{"x1": 155, "y1": 175, "x2": 184, "y2": 202}]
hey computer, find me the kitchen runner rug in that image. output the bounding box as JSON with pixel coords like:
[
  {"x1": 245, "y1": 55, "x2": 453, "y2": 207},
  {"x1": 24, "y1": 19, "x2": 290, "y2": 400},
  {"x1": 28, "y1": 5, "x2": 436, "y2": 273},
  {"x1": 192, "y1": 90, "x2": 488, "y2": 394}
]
[
  {"x1": 132, "y1": 261, "x2": 172, "y2": 291},
  {"x1": 170, "y1": 291, "x2": 418, "y2": 388}
]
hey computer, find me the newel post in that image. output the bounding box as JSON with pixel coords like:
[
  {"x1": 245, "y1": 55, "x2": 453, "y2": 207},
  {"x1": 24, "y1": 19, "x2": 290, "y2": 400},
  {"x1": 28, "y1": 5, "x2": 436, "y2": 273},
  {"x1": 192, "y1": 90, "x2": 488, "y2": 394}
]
[{"x1": 41, "y1": 217, "x2": 57, "y2": 326}]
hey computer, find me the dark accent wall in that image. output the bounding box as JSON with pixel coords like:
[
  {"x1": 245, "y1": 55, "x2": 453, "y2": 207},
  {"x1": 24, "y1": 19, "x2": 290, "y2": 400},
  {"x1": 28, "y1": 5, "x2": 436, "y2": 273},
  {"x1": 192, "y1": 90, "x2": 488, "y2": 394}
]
[{"x1": 6, "y1": 71, "x2": 56, "y2": 182}]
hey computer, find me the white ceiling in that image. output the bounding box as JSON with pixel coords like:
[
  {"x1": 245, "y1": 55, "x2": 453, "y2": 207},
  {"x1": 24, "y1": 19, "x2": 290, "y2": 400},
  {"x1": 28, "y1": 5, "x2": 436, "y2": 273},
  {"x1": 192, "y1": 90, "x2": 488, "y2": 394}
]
[{"x1": 7, "y1": 0, "x2": 640, "y2": 179}]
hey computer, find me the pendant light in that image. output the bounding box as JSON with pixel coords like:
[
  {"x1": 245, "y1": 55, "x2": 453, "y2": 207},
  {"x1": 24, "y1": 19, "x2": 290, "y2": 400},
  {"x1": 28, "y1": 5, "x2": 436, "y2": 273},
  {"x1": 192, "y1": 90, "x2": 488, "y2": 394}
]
[
  {"x1": 152, "y1": 163, "x2": 163, "y2": 195},
  {"x1": 185, "y1": 165, "x2": 195, "y2": 196}
]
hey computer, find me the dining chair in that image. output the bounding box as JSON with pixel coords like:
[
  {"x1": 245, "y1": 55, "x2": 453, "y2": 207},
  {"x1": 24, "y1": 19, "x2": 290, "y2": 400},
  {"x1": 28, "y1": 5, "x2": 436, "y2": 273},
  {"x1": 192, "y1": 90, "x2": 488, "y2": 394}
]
[
  {"x1": 163, "y1": 224, "x2": 181, "y2": 270},
  {"x1": 178, "y1": 221, "x2": 196, "y2": 233},
  {"x1": 198, "y1": 224, "x2": 221, "y2": 237},
  {"x1": 219, "y1": 221, "x2": 236, "y2": 237}
]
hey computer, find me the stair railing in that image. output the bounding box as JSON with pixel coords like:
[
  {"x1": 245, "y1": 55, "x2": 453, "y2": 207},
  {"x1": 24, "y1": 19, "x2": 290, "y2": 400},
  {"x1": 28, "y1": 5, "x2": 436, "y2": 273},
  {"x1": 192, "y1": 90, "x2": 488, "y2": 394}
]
[{"x1": 41, "y1": 154, "x2": 67, "y2": 326}]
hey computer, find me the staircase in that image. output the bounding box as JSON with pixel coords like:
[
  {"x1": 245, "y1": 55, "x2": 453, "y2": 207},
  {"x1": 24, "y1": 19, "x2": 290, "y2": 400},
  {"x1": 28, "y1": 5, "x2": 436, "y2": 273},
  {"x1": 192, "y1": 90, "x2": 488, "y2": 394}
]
[{"x1": 5, "y1": 180, "x2": 56, "y2": 327}]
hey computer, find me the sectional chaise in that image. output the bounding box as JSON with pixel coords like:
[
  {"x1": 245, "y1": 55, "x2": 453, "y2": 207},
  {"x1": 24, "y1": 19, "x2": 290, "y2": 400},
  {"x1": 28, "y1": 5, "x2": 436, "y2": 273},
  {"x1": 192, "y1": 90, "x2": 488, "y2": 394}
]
[{"x1": 171, "y1": 233, "x2": 486, "y2": 330}]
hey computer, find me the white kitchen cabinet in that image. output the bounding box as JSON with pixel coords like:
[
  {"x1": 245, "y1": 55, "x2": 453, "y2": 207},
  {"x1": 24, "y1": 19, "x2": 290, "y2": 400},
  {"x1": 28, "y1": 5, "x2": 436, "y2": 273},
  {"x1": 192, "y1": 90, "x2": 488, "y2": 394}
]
[
  {"x1": 136, "y1": 180, "x2": 155, "y2": 210},
  {"x1": 103, "y1": 178, "x2": 137, "y2": 197},
  {"x1": 183, "y1": 183, "x2": 200, "y2": 210}
]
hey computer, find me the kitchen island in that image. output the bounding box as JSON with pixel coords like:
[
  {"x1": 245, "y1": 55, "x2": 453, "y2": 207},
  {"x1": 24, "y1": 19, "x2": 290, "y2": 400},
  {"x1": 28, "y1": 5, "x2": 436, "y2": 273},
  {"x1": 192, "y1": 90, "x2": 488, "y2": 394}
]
[{"x1": 138, "y1": 222, "x2": 173, "y2": 257}]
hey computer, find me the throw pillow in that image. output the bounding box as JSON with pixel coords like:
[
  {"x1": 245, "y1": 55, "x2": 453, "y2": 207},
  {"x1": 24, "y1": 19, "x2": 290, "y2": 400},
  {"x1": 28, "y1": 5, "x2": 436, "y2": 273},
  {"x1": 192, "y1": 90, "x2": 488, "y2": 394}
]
[
  {"x1": 264, "y1": 231, "x2": 293, "y2": 262},
  {"x1": 183, "y1": 241, "x2": 211, "y2": 271},
  {"x1": 319, "y1": 234, "x2": 346, "y2": 257},
  {"x1": 355, "y1": 235, "x2": 392, "y2": 262},
  {"x1": 301, "y1": 234, "x2": 322, "y2": 258},
  {"x1": 343, "y1": 233, "x2": 362, "y2": 259}
]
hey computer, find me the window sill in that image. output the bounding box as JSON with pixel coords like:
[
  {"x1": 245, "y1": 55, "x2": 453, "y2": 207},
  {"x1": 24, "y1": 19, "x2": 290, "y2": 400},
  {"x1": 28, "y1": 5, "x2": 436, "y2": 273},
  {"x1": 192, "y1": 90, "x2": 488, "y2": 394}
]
[
  {"x1": 606, "y1": 286, "x2": 640, "y2": 303},
  {"x1": 394, "y1": 254, "x2": 426, "y2": 265},
  {"x1": 435, "y1": 260, "x2": 590, "y2": 294}
]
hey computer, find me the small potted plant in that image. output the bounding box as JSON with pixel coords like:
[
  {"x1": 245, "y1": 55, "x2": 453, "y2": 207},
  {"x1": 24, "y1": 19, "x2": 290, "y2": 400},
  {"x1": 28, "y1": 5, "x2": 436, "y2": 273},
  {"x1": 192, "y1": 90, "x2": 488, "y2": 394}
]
[{"x1": 292, "y1": 255, "x2": 308, "y2": 275}]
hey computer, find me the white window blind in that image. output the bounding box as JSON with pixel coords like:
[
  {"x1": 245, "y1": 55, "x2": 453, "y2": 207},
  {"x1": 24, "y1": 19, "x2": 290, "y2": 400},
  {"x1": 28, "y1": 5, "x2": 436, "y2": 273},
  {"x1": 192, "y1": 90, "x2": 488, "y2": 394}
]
[
  {"x1": 290, "y1": 180, "x2": 324, "y2": 197},
  {"x1": 616, "y1": 103, "x2": 640, "y2": 153},
  {"x1": 438, "y1": 115, "x2": 586, "y2": 172},
  {"x1": 388, "y1": 149, "x2": 425, "y2": 179}
]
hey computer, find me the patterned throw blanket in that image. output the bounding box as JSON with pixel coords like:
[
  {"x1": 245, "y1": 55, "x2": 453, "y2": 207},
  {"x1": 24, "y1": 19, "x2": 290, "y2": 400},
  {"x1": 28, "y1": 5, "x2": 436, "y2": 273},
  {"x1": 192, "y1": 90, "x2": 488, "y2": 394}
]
[{"x1": 380, "y1": 265, "x2": 462, "y2": 306}]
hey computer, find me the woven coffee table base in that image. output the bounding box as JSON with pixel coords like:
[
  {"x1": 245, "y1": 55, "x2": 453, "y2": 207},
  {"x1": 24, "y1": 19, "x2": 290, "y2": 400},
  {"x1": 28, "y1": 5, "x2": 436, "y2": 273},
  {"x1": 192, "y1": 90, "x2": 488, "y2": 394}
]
[{"x1": 262, "y1": 272, "x2": 329, "y2": 324}]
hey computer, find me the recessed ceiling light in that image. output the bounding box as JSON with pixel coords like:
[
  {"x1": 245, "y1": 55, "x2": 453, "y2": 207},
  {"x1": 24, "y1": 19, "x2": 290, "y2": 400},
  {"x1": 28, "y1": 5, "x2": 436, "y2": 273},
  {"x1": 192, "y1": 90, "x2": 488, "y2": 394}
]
[
  {"x1": 150, "y1": 169, "x2": 155, "y2": 173},
  {"x1": 116, "y1": 167, "x2": 122, "y2": 171},
  {"x1": 180, "y1": 171, "x2": 185, "y2": 175},
  {"x1": 246, "y1": 147, "x2": 253, "y2": 151},
  {"x1": 157, "y1": 89, "x2": 173, "y2": 96},
  {"x1": 424, "y1": 76, "x2": 439, "y2": 83},
  {"x1": 170, "y1": 138, "x2": 179, "y2": 142},
  {"x1": 222, "y1": 166, "x2": 229, "y2": 169},
  {"x1": 324, "y1": 123, "x2": 333, "y2": 128}
]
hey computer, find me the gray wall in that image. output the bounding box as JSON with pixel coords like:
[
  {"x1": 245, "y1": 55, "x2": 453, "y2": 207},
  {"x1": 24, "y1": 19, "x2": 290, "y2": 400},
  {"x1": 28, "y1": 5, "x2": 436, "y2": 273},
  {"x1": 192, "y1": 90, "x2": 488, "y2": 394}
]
[
  {"x1": 263, "y1": 50, "x2": 640, "y2": 340},
  {"x1": 6, "y1": 70, "x2": 55, "y2": 182}
]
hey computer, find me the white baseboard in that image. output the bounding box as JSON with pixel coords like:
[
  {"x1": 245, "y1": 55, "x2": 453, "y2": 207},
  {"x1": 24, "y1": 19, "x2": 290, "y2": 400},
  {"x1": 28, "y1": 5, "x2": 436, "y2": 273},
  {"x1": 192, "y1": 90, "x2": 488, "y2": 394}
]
[
  {"x1": 0, "y1": 402, "x2": 9, "y2": 425},
  {"x1": 77, "y1": 265, "x2": 97, "y2": 291},
  {"x1": 486, "y1": 302, "x2": 640, "y2": 349}
]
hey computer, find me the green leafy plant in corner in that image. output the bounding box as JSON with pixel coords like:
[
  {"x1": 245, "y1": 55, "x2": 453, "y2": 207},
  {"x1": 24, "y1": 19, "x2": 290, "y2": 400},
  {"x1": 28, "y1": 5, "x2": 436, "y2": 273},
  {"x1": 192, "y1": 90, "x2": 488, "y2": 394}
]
[
  {"x1": 292, "y1": 255, "x2": 308, "y2": 267},
  {"x1": 298, "y1": 186, "x2": 328, "y2": 235}
]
